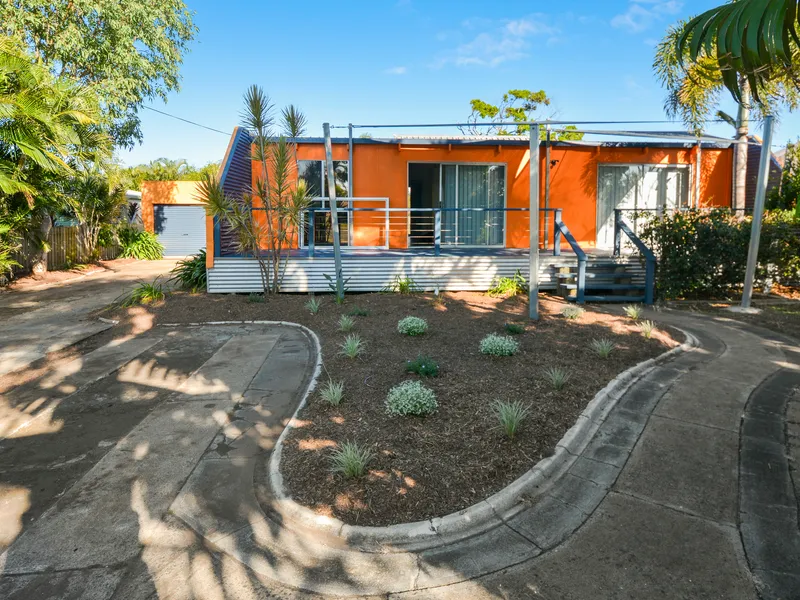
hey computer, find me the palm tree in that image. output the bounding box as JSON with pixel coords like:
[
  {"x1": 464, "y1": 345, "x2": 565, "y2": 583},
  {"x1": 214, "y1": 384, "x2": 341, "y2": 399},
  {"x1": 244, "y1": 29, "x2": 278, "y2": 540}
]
[
  {"x1": 66, "y1": 172, "x2": 127, "y2": 260},
  {"x1": 676, "y1": 0, "x2": 800, "y2": 103},
  {"x1": 654, "y1": 19, "x2": 800, "y2": 210}
]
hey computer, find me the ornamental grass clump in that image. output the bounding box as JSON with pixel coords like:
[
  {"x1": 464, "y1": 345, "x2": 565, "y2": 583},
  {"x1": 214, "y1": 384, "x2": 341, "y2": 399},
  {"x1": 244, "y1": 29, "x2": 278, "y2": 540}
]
[
  {"x1": 305, "y1": 297, "x2": 321, "y2": 314},
  {"x1": 338, "y1": 314, "x2": 355, "y2": 332},
  {"x1": 639, "y1": 320, "x2": 657, "y2": 339},
  {"x1": 329, "y1": 441, "x2": 373, "y2": 478},
  {"x1": 339, "y1": 334, "x2": 364, "y2": 359},
  {"x1": 492, "y1": 400, "x2": 530, "y2": 440},
  {"x1": 624, "y1": 304, "x2": 643, "y2": 320},
  {"x1": 561, "y1": 305, "x2": 585, "y2": 320},
  {"x1": 590, "y1": 337, "x2": 616, "y2": 358},
  {"x1": 543, "y1": 366, "x2": 571, "y2": 391},
  {"x1": 397, "y1": 316, "x2": 428, "y2": 336},
  {"x1": 320, "y1": 380, "x2": 344, "y2": 406},
  {"x1": 385, "y1": 380, "x2": 438, "y2": 416},
  {"x1": 480, "y1": 333, "x2": 519, "y2": 356},
  {"x1": 119, "y1": 279, "x2": 165, "y2": 307}
]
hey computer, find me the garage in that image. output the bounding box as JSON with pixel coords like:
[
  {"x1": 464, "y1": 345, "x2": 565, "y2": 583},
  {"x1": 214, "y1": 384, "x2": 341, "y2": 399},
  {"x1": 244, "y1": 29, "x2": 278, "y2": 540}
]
[{"x1": 153, "y1": 204, "x2": 206, "y2": 256}]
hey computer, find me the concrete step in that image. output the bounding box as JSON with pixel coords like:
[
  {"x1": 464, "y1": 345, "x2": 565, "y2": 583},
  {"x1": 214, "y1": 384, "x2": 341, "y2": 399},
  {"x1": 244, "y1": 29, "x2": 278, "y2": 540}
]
[{"x1": 567, "y1": 295, "x2": 646, "y2": 303}]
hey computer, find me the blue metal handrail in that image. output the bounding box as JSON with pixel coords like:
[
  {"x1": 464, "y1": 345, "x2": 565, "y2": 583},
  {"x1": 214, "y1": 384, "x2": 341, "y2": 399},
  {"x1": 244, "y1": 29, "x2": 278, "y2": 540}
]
[
  {"x1": 613, "y1": 209, "x2": 656, "y2": 305},
  {"x1": 552, "y1": 208, "x2": 587, "y2": 304}
]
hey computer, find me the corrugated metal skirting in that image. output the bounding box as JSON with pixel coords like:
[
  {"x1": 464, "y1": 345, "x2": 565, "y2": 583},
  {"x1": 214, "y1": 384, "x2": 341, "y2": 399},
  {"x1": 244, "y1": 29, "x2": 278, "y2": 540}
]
[{"x1": 207, "y1": 255, "x2": 646, "y2": 293}]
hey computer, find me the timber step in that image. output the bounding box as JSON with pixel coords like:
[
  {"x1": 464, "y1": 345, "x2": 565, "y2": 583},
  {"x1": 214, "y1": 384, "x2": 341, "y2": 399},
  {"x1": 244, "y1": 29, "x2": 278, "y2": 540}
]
[
  {"x1": 553, "y1": 258, "x2": 650, "y2": 304},
  {"x1": 561, "y1": 283, "x2": 644, "y2": 291},
  {"x1": 566, "y1": 295, "x2": 646, "y2": 303}
]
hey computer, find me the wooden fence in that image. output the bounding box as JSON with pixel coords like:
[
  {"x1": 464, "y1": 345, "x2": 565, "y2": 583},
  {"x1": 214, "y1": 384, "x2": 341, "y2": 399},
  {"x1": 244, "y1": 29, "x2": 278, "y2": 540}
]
[{"x1": 12, "y1": 226, "x2": 121, "y2": 275}]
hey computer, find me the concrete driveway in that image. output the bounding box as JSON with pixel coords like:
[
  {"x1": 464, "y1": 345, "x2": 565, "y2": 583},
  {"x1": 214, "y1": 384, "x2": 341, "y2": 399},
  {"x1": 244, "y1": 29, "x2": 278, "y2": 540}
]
[{"x1": 0, "y1": 260, "x2": 176, "y2": 377}]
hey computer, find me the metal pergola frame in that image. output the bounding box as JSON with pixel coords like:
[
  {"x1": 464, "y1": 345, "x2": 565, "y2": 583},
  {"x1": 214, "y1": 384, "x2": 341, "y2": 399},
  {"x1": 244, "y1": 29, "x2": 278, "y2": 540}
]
[{"x1": 320, "y1": 118, "x2": 772, "y2": 319}]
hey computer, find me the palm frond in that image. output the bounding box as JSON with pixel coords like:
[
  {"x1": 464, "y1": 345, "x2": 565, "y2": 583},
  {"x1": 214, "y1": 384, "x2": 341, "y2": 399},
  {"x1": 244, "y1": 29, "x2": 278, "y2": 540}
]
[{"x1": 281, "y1": 104, "x2": 308, "y2": 137}]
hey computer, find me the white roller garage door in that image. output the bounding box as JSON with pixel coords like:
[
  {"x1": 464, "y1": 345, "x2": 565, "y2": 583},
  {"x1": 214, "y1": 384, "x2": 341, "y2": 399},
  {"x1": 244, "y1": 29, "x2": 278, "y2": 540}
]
[{"x1": 153, "y1": 205, "x2": 206, "y2": 256}]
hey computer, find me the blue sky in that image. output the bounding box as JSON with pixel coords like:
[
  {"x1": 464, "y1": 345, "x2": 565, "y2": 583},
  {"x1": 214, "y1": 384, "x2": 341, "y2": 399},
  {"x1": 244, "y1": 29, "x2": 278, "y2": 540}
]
[{"x1": 121, "y1": 0, "x2": 798, "y2": 167}]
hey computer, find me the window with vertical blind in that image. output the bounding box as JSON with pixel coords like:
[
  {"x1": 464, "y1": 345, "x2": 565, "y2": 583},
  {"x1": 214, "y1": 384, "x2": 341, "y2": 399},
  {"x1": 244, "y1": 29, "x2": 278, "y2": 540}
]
[{"x1": 596, "y1": 164, "x2": 690, "y2": 248}]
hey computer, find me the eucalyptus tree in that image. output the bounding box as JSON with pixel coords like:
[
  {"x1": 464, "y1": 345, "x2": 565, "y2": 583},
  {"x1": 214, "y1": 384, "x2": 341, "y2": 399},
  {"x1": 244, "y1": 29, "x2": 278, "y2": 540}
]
[{"x1": 1, "y1": 1, "x2": 196, "y2": 148}]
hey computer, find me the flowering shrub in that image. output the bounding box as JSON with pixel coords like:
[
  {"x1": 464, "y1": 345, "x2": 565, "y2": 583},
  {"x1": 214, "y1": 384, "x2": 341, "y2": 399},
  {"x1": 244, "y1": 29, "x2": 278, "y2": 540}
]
[
  {"x1": 385, "y1": 380, "x2": 438, "y2": 416},
  {"x1": 397, "y1": 316, "x2": 428, "y2": 336}
]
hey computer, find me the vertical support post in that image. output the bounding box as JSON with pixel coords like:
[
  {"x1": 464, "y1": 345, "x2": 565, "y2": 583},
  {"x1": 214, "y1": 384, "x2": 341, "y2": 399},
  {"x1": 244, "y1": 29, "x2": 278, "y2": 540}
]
[
  {"x1": 613, "y1": 209, "x2": 622, "y2": 257},
  {"x1": 644, "y1": 257, "x2": 655, "y2": 305},
  {"x1": 529, "y1": 124, "x2": 540, "y2": 320},
  {"x1": 308, "y1": 208, "x2": 315, "y2": 257},
  {"x1": 576, "y1": 257, "x2": 586, "y2": 304},
  {"x1": 544, "y1": 126, "x2": 551, "y2": 250},
  {"x1": 553, "y1": 208, "x2": 562, "y2": 257},
  {"x1": 323, "y1": 123, "x2": 344, "y2": 300},
  {"x1": 348, "y1": 124, "x2": 354, "y2": 197},
  {"x1": 695, "y1": 140, "x2": 702, "y2": 209},
  {"x1": 434, "y1": 209, "x2": 441, "y2": 256},
  {"x1": 740, "y1": 115, "x2": 774, "y2": 309}
]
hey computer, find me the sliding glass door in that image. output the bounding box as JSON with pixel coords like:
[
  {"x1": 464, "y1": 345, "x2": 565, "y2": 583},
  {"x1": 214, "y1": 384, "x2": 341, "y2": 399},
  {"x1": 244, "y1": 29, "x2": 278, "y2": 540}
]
[{"x1": 411, "y1": 163, "x2": 505, "y2": 247}]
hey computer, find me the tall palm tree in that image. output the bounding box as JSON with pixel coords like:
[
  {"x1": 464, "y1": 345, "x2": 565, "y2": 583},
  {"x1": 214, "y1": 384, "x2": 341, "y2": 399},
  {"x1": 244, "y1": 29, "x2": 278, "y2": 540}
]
[
  {"x1": 676, "y1": 0, "x2": 800, "y2": 103},
  {"x1": 655, "y1": 18, "x2": 799, "y2": 209}
]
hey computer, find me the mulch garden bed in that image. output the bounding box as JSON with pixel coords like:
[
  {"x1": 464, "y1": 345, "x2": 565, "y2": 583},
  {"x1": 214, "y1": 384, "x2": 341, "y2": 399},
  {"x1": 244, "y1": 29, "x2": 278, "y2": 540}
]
[{"x1": 102, "y1": 290, "x2": 679, "y2": 527}]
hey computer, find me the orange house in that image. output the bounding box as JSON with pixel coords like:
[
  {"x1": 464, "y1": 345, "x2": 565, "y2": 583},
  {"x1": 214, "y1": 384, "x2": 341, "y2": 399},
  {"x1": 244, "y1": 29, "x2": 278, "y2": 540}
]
[{"x1": 205, "y1": 127, "x2": 734, "y2": 295}]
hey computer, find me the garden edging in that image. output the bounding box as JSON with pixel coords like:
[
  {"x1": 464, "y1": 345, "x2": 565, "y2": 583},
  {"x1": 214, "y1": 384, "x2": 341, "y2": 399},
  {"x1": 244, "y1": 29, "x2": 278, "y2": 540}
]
[{"x1": 267, "y1": 322, "x2": 698, "y2": 554}]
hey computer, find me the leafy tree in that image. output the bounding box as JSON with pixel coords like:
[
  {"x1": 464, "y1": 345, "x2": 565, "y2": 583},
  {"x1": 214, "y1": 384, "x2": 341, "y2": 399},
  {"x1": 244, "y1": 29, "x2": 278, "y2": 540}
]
[
  {"x1": 200, "y1": 86, "x2": 312, "y2": 295},
  {"x1": 122, "y1": 159, "x2": 220, "y2": 191},
  {"x1": 459, "y1": 89, "x2": 584, "y2": 140},
  {"x1": 768, "y1": 141, "x2": 800, "y2": 212},
  {"x1": 675, "y1": 0, "x2": 800, "y2": 104},
  {"x1": 0, "y1": 36, "x2": 109, "y2": 274},
  {"x1": 654, "y1": 20, "x2": 800, "y2": 210},
  {"x1": 1, "y1": 1, "x2": 197, "y2": 148},
  {"x1": 65, "y1": 172, "x2": 128, "y2": 260}
]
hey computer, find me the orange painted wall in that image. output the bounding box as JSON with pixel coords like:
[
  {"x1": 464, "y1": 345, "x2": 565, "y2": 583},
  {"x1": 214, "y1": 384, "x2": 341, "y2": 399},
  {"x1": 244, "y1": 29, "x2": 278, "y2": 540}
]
[
  {"x1": 141, "y1": 180, "x2": 204, "y2": 233},
  {"x1": 249, "y1": 142, "x2": 733, "y2": 250}
]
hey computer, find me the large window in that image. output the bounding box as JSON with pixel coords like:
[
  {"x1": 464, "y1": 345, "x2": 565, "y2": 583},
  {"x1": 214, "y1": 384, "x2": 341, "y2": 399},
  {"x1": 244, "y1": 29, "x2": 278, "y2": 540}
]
[
  {"x1": 298, "y1": 160, "x2": 349, "y2": 246},
  {"x1": 408, "y1": 163, "x2": 506, "y2": 247},
  {"x1": 597, "y1": 164, "x2": 690, "y2": 248}
]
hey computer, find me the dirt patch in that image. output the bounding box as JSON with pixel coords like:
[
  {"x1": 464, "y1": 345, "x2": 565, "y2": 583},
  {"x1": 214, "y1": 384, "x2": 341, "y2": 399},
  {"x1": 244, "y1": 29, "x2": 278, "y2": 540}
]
[{"x1": 103, "y1": 291, "x2": 678, "y2": 526}]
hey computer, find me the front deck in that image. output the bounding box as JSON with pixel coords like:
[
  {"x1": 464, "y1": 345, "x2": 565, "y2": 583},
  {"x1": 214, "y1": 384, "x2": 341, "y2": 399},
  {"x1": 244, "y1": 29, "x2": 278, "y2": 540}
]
[{"x1": 207, "y1": 247, "x2": 644, "y2": 294}]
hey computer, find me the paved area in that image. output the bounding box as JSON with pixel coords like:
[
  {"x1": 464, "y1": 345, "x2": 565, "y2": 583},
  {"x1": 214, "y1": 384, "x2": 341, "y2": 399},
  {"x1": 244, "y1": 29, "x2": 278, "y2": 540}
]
[
  {"x1": 0, "y1": 310, "x2": 797, "y2": 599},
  {"x1": 0, "y1": 260, "x2": 176, "y2": 377}
]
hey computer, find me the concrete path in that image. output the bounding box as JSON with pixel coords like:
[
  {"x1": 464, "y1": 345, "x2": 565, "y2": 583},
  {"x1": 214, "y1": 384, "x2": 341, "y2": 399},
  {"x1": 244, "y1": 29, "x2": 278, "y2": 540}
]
[
  {"x1": 0, "y1": 312, "x2": 797, "y2": 599},
  {"x1": 0, "y1": 259, "x2": 176, "y2": 377}
]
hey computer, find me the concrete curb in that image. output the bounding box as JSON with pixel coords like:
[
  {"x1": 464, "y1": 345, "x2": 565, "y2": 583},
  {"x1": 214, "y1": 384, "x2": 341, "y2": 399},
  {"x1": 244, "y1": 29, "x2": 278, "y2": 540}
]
[{"x1": 264, "y1": 322, "x2": 698, "y2": 553}]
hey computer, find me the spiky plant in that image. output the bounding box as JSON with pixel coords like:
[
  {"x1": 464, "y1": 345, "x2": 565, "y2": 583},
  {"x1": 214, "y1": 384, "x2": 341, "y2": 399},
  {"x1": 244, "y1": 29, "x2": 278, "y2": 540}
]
[
  {"x1": 339, "y1": 334, "x2": 364, "y2": 358},
  {"x1": 492, "y1": 400, "x2": 530, "y2": 440},
  {"x1": 543, "y1": 367, "x2": 571, "y2": 391},
  {"x1": 320, "y1": 380, "x2": 344, "y2": 406},
  {"x1": 590, "y1": 338, "x2": 616, "y2": 359},
  {"x1": 329, "y1": 441, "x2": 373, "y2": 478},
  {"x1": 118, "y1": 278, "x2": 166, "y2": 307},
  {"x1": 170, "y1": 250, "x2": 207, "y2": 291},
  {"x1": 338, "y1": 314, "x2": 355, "y2": 332},
  {"x1": 640, "y1": 320, "x2": 657, "y2": 339},
  {"x1": 623, "y1": 304, "x2": 643, "y2": 320},
  {"x1": 305, "y1": 297, "x2": 321, "y2": 314}
]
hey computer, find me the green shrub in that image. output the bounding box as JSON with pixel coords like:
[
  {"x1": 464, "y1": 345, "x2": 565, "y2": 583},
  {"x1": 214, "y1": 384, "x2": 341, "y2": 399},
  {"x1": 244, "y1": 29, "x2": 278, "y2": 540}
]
[
  {"x1": 247, "y1": 292, "x2": 265, "y2": 303},
  {"x1": 119, "y1": 279, "x2": 165, "y2": 307},
  {"x1": 405, "y1": 355, "x2": 439, "y2": 377},
  {"x1": 329, "y1": 441, "x2": 373, "y2": 478},
  {"x1": 590, "y1": 338, "x2": 616, "y2": 358},
  {"x1": 492, "y1": 400, "x2": 530, "y2": 440},
  {"x1": 639, "y1": 320, "x2": 657, "y2": 339},
  {"x1": 348, "y1": 306, "x2": 369, "y2": 317},
  {"x1": 385, "y1": 275, "x2": 419, "y2": 294},
  {"x1": 170, "y1": 250, "x2": 207, "y2": 291},
  {"x1": 480, "y1": 334, "x2": 519, "y2": 356},
  {"x1": 488, "y1": 270, "x2": 528, "y2": 297},
  {"x1": 504, "y1": 322, "x2": 526, "y2": 335},
  {"x1": 561, "y1": 305, "x2": 585, "y2": 320},
  {"x1": 320, "y1": 380, "x2": 344, "y2": 406},
  {"x1": 338, "y1": 314, "x2": 355, "y2": 332},
  {"x1": 118, "y1": 228, "x2": 164, "y2": 260},
  {"x1": 543, "y1": 367, "x2": 571, "y2": 390},
  {"x1": 305, "y1": 297, "x2": 321, "y2": 314},
  {"x1": 339, "y1": 333, "x2": 364, "y2": 358},
  {"x1": 385, "y1": 380, "x2": 438, "y2": 416},
  {"x1": 639, "y1": 209, "x2": 800, "y2": 299},
  {"x1": 397, "y1": 316, "x2": 428, "y2": 336},
  {"x1": 623, "y1": 304, "x2": 643, "y2": 320}
]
